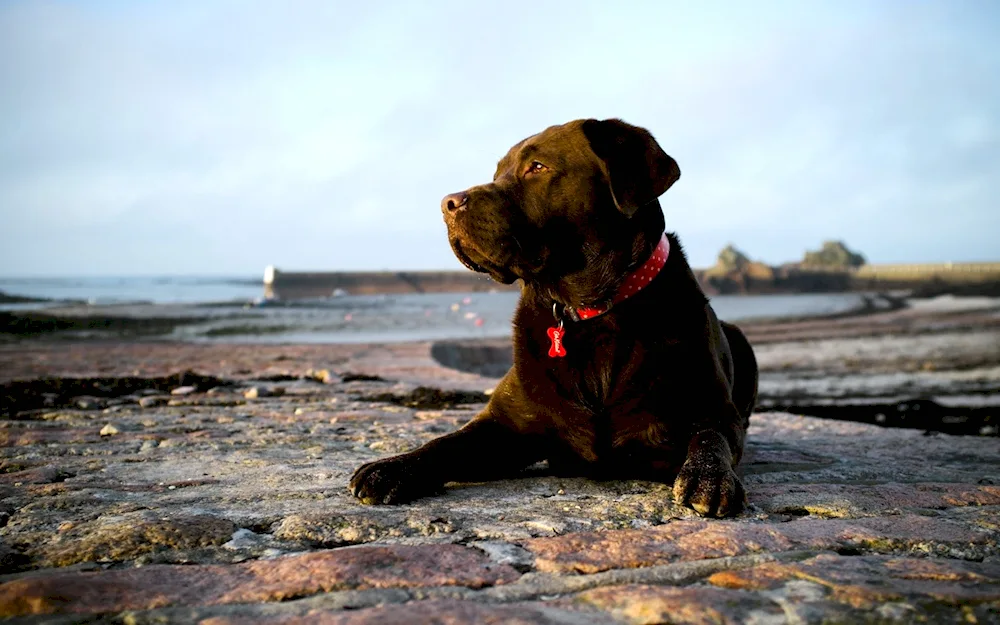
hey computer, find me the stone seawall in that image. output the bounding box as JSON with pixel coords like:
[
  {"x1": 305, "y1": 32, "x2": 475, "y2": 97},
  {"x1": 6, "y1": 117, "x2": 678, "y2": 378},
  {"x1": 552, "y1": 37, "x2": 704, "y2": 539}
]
[
  {"x1": 263, "y1": 262, "x2": 1000, "y2": 299},
  {"x1": 263, "y1": 268, "x2": 518, "y2": 299}
]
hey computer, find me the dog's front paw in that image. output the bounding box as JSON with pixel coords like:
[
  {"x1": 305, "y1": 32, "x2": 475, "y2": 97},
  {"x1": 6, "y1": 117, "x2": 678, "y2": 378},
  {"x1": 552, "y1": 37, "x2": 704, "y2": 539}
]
[
  {"x1": 349, "y1": 455, "x2": 438, "y2": 505},
  {"x1": 672, "y1": 457, "x2": 746, "y2": 518}
]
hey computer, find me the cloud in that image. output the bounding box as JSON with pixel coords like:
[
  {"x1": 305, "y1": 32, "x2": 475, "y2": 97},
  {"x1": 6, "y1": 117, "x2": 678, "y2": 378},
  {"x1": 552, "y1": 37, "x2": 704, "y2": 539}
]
[{"x1": 1, "y1": 0, "x2": 998, "y2": 275}]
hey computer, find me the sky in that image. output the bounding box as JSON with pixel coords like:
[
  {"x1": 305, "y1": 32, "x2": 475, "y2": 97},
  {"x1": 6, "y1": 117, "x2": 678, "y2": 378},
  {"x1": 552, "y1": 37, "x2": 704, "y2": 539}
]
[{"x1": 1, "y1": 1, "x2": 998, "y2": 277}]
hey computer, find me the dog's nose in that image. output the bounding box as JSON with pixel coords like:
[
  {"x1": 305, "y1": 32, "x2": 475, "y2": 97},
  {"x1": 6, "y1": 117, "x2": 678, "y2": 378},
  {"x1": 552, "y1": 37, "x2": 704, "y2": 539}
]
[{"x1": 441, "y1": 192, "x2": 469, "y2": 214}]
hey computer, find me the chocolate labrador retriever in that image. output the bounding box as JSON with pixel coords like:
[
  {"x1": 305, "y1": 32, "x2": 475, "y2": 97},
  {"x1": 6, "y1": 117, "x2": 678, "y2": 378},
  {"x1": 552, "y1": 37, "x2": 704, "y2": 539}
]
[{"x1": 350, "y1": 118, "x2": 758, "y2": 517}]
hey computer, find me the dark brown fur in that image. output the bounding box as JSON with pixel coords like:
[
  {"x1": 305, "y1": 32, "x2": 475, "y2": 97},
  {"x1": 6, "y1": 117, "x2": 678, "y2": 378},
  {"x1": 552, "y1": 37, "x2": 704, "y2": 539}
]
[{"x1": 350, "y1": 119, "x2": 758, "y2": 516}]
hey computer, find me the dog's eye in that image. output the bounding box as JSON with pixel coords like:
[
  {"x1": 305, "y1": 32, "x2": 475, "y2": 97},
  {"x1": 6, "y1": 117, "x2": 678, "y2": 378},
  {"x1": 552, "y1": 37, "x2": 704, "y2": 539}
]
[{"x1": 525, "y1": 161, "x2": 548, "y2": 176}]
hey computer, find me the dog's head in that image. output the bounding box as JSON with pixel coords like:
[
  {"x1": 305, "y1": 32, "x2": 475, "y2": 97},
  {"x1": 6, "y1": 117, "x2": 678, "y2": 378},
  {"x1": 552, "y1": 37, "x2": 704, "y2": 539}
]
[{"x1": 441, "y1": 118, "x2": 680, "y2": 305}]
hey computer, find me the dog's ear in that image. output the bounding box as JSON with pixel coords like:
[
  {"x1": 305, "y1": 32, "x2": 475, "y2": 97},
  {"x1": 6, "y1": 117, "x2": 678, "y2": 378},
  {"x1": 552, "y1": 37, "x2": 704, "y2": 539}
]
[{"x1": 581, "y1": 118, "x2": 680, "y2": 217}]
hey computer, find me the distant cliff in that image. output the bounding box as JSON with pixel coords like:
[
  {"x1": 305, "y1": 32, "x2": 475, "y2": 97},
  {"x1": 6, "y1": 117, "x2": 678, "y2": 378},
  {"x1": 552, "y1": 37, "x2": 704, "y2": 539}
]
[{"x1": 696, "y1": 241, "x2": 1000, "y2": 295}]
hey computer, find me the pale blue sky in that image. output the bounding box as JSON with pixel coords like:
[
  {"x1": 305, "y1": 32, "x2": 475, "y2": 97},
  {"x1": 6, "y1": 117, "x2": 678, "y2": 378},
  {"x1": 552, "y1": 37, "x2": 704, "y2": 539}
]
[{"x1": 1, "y1": 1, "x2": 998, "y2": 276}]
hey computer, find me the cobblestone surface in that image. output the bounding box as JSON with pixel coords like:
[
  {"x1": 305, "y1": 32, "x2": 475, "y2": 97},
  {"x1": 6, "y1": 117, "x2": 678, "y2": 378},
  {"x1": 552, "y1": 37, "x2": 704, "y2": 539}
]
[{"x1": 1, "y1": 334, "x2": 998, "y2": 623}]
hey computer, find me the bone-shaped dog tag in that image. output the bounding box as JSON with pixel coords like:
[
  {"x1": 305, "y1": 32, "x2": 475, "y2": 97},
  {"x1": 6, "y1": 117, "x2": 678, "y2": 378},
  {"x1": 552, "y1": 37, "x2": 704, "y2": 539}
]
[{"x1": 547, "y1": 325, "x2": 567, "y2": 358}]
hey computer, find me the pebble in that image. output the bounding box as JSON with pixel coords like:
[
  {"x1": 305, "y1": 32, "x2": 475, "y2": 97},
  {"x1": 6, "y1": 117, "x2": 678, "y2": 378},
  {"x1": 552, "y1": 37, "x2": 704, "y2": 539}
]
[
  {"x1": 75, "y1": 397, "x2": 103, "y2": 410},
  {"x1": 245, "y1": 387, "x2": 286, "y2": 399},
  {"x1": 171, "y1": 386, "x2": 197, "y2": 396},
  {"x1": 305, "y1": 369, "x2": 334, "y2": 384},
  {"x1": 99, "y1": 424, "x2": 120, "y2": 436},
  {"x1": 222, "y1": 528, "x2": 266, "y2": 551},
  {"x1": 139, "y1": 396, "x2": 167, "y2": 408}
]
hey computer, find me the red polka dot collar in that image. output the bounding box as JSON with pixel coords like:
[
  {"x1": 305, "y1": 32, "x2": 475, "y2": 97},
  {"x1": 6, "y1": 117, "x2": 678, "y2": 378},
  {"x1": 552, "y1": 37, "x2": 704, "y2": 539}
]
[{"x1": 568, "y1": 232, "x2": 670, "y2": 322}]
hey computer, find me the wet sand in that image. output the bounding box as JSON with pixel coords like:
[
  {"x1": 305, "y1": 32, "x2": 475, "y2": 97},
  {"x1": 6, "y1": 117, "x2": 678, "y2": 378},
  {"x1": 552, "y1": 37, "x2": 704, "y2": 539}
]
[{"x1": 2, "y1": 295, "x2": 999, "y2": 434}]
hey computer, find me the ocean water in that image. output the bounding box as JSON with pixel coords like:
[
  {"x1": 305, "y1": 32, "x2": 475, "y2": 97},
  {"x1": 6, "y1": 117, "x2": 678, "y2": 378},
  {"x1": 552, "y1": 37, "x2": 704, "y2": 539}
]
[
  {"x1": 0, "y1": 276, "x2": 261, "y2": 305},
  {"x1": 1, "y1": 276, "x2": 868, "y2": 343}
]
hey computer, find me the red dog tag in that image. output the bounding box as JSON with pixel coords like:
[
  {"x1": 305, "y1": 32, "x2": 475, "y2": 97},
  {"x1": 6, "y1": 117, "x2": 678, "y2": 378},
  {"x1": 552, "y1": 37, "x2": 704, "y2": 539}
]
[{"x1": 547, "y1": 325, "x2": 567, "y2": 358}]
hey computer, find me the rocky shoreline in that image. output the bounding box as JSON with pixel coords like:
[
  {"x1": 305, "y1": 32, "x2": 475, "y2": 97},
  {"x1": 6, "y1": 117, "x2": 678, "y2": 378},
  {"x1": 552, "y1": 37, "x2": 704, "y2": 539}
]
[{"x1": 0, "y1": 298, "x2": 998, "y2": 622}]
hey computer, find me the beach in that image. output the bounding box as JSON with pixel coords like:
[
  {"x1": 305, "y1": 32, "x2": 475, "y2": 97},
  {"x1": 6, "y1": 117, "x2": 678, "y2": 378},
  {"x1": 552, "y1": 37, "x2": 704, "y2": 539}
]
[{"x1": 1, "y1": 294, "x2": 999, "y2": 621}]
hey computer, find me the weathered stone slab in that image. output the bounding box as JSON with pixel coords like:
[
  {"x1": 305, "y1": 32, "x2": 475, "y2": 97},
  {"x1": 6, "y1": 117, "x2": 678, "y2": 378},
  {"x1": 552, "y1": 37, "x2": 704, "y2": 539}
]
[
  {"x1": 576, "y1": 584, "x2": 786, "y2": 624},
  {"x1": 199, "y1": 600, "x2": 599, "y2": 625},
  {"x1": 709, "y1": 553, "x2": 1000, "y2": 611},
  {"x1": 1, "y1": 334, "x2": 999, "y2": 623},
  {"x1": 524, "y1": 515, "x2": 997, "y2": 574},
  {"x1": 754, "y1": 482, "x2": 1000, "y2": 518},
  {"x1": 36, "y1": 512, "x2": 237, "y2": 567},
  {"x1": 0, "y1": 544, "x2": 519, "y2": 617}
]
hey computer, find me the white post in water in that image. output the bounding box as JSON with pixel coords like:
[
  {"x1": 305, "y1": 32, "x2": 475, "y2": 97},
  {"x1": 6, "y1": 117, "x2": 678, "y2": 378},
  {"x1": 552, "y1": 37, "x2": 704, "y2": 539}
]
[
  {"x1": 263, "y1": 265, "x2": 278, "y2": 300},
  {"x1": 263, "y1": 265, "x2": 278, "y2": 286}
]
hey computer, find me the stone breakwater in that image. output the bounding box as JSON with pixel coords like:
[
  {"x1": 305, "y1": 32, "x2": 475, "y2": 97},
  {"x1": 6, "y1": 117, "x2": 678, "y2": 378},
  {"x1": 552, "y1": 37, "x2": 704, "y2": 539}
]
[{"x1": 0, "y1": 307, "x2": 999, "y2": 622}]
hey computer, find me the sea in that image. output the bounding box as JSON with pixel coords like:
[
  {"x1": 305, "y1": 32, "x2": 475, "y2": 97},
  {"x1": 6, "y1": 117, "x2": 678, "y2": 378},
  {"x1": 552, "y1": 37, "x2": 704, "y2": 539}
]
[{"x1": 0, "y1": 276, "x2": 869, "y2": 344}]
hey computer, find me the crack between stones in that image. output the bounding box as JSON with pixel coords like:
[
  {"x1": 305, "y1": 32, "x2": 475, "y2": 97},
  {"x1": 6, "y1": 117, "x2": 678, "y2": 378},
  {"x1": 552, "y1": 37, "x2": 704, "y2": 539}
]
[{"x1": 115, "y1": 550, "x2": 818, "y2": 624}]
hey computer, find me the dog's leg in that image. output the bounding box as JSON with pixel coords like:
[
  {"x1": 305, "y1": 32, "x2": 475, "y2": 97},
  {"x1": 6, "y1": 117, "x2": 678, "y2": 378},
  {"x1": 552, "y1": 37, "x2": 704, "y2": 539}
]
[
  {"x1": 672, "y1": 421, "x2": 746, "y2": 517},
  {"x1": 350, "y1": 377, "x2": 545, "y2": 504},
  {"x1": 350, "y1": 416, "x2": 544, "y2": 504},
  {"x1": 670, "y1": 318, "x2": 751, "y2": 517}
]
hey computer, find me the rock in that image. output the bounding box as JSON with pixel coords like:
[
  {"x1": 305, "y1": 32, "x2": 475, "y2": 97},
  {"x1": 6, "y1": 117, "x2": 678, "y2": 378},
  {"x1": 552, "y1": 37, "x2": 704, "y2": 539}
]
[
  {"x1": 0, "y1": 542, "x2": 26, "y2": 573},
  {"x1": 305, "y1": 369, "x2": 334, "y2": 384},
  {"x1": 472, "y1": 541, "x2": 535, "y2": 572},
  {"x1": 272, "y1": 514, "x2": 392, "y2": 548},
  {"x1": 171, "y1": 386, "x2": 197, "y2": 396},
  {"x1": 715, "y1": 245, "x2": 753, "y2": 272},
  {"x1": 216, "y1": 601, "x2": 596, "y2": 624},
  {"x1": 99, "y1": 423, "x2": 120, "y2": 436},
  {"x1": 244, "y1": 386, "x2": 285, "y2": 399},
  {"x1": 802, "y1": 240, "x2": 866, "y2": 268},
  {"x1": 0, "y1": 465, "x2": 72, "y2": 485},
  {"x1": 74, "y1": 396, "x2": 104, "y2": 410},
  {"x1": 0, "y1": 545, "x2": 519, "y2": 617},
  {"x1": 36, "y1": 513, "x2": 237, "y2": 568},
  {"x1": 523, "y1": 514, "x2": 997, "y2": 574},
  {"x1": 708, "y1": 553, "x2": 1000, "y2": 609},
  {"x1": 0, "y1": 339, "x2": 998, "y2": 623},
  {"x1": 753, "y1": 482, "x2": 1000, "y2": 517},
  {"x1": 222, "y1": 528, "x2": 267, "y2": 551},
  {"x1": 139, "y1": 396, "x2": 168, "y2": 408},
  {"x1": 578, "y1": 584, "x2": 785, "y2": 624}
]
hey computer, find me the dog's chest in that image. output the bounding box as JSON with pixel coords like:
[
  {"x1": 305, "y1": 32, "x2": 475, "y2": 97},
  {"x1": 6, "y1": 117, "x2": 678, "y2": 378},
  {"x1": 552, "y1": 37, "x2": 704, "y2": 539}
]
[
  {"x1": 555, "y1": 328, "x2": 665, "y2": 405},
  {"x1": 542, "y1": 332, "x2": 685, "y2": 463}
]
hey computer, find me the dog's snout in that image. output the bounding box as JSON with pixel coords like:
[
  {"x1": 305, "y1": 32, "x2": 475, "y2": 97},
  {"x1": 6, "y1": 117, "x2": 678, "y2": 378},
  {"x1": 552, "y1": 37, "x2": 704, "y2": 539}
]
[{"x1": 441, "y1": 192, "x2": 469, "y2": 214}]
